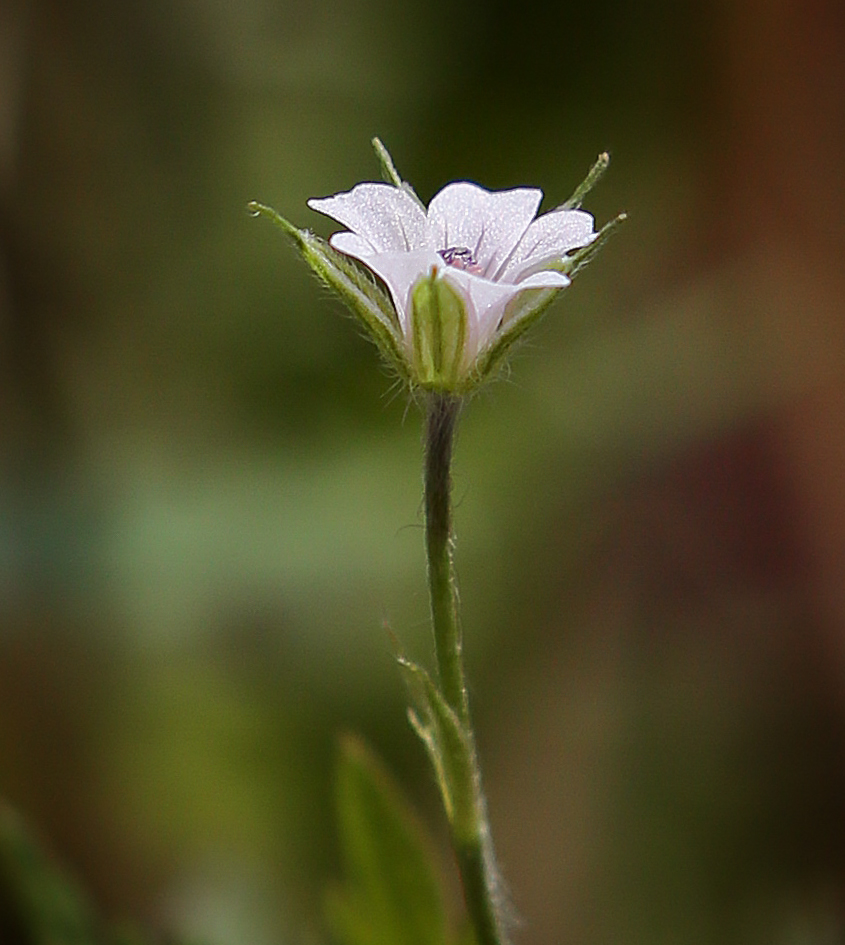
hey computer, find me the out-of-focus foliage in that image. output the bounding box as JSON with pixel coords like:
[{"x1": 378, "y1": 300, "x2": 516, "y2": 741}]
[
  {"x1": 0, "y1": 802, "x2": 95, "y2": 945},
  {"x1": 0, "y1": 801, "x2": 170, "y2": 945},
  {"x1": 1, "y1": 0, "x2": 844, "y2": 943},
  {"x1": 325, "y1": 735, "x2": 449, "y2": 945}
]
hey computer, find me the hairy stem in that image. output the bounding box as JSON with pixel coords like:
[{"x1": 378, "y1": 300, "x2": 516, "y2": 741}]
[
  {"x1": 423, "y1": 392, "x2": 507, "y2": 945},
  {"x1": 424, "y1": 394, "x2": 467, "y2": 723}
]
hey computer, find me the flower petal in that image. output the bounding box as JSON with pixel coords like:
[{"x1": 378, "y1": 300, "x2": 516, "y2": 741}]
[
  {"x1": 328, "y1": 231, "x2": 374, "y2": 260},
  {"x1": 330, "y1": 238, "x2": 441, "y2": 331},
  {"x1": 498, "y1": 208, "x2": 596, "y2": 281},
  {"x1": 513, "y1": 269, "x2": 571, "y2": 289},
  {"x1": 441, "y1": 270, "x2": 524, "y2": 355},
  {"x1": 426, "y1": 183, "x2": 542, "y2": 278},
  {"x1": 308, "y1": 183, "x2": 429, "y2": 253},
  {"x1": 444, "y1": 268, "x2": 572, "y2": 357}
]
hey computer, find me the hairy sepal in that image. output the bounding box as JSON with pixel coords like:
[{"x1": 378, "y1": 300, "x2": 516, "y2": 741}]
[
  {"x1": 559, "y1": 151, "x2": 610, "y2": 210},
  {"x1": 410, "y1": 270, "x2": 468, "y2": 393},
  {"x1": 472, "y1": 286, "x2": 562, "y2": 384},
  {"x1": 248, "y1": 201, "x2": 410, "y2": 379},
  {"x1": 559, "y1": 212, "x2": 628, "y2": 279},
  {"x1": 472, "y1": 212, "x2": 626, "y2": 384},
  {"x1": 371, "y1": 137, "x2": 426, "y2": 212}
]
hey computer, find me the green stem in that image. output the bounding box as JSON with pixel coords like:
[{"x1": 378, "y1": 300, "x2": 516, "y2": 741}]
[
  {"x1": 423, "y1": 392, "x2": 507, "y2": 945},
  {"x1": 424, "y1": 393, "x2": 467, "y2": 723}
]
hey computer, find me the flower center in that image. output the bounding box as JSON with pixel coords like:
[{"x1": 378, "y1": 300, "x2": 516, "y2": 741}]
[{"x1": 438, "y1": 246, "x2": 482, "y2": 274}]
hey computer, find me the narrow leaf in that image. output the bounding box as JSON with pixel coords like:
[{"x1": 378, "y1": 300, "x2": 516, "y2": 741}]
[
  {"x1": 325, "y1": 735, "x2": 448, "y2": 945},
  {"x1": 0, "y1": 802, "x2": 96, "y2": 945}
]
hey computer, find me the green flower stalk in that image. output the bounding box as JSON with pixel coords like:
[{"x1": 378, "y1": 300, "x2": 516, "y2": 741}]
[
  {"x1": 251, "y1": 139, "x2": 622, "y2": 945},
  {"x1": 418, "y1": 390, "x2": 505, "y2": 945}
]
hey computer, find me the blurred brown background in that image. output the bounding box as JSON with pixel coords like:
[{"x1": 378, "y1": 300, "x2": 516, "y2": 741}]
[{"x1": 1, "y1": 0, "x2": 844, "y2": 943}]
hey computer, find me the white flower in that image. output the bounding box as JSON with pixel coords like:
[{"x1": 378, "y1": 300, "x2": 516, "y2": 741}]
[
  {"x1": 250, "y1": 141, "x2": 621, "y2": 393},
  {"x1": 307, "y1": 181, "x2": 596, "y2": 382}
]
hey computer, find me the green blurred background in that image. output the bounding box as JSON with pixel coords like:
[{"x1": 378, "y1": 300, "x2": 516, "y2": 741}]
[{"x1": 1, "y1": 0, "x2": 845, "y2": 942}]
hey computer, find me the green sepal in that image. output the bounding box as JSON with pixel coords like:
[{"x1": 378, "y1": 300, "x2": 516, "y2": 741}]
[
  {"x1": 471, "y1": 286, "x2": 561, "y2": 384},
  {"x1": 559, "y1": 211, "x2": 628, "y2": 278},
  {"x1": 248, "y1": 201, "x2": 411, "y2": 380},
  {"x1": 325, "y1": 734, "x2": 449, "y2": 945},
  {"x1": 396, "y1": 656, "x2": 478, "y2": 846},
  {"x1": 410, "y1": 271, "x2": 468, "y2": 393},
  {"x1": 559, "y1": 151, "x2": 610, "y2": 210},
  {"x1": 371, "y1": 137, "x2": 426, "y2": 212}
]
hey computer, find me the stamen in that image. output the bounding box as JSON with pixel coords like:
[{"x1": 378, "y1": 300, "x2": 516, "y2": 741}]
[{"x1": 438, "y1": 246, "x2": 481, "y2": 273}]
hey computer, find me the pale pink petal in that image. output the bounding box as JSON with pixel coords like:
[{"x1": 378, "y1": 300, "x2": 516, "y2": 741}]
[
  {"x1": 313, "y1": 177, "x2": 587, "y2": 374},
  {"x1": 445, "y1": 268, "x2": 572, "y2": 356},
  {"x1": 427, "y1": 183, "x2": 542, "y2": 278},
  {"x1": 309, "y1": 183, "x2": 429, "y2": 253},
  {"x1": 329, "y1": 231, "x2": 376, "y2": 259},
  {"x1": 499, "y1": 208, "x2": 596, "y2": 281},
  {"x1": 330, "y1": 241, "x2": 441, "y2": 330},
  {"x1": 513, "y1": 269, "x2": 571, "y2": 289},
  {"x1": 441, "y1": 269, "x2": 525, "y2": 354}
]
